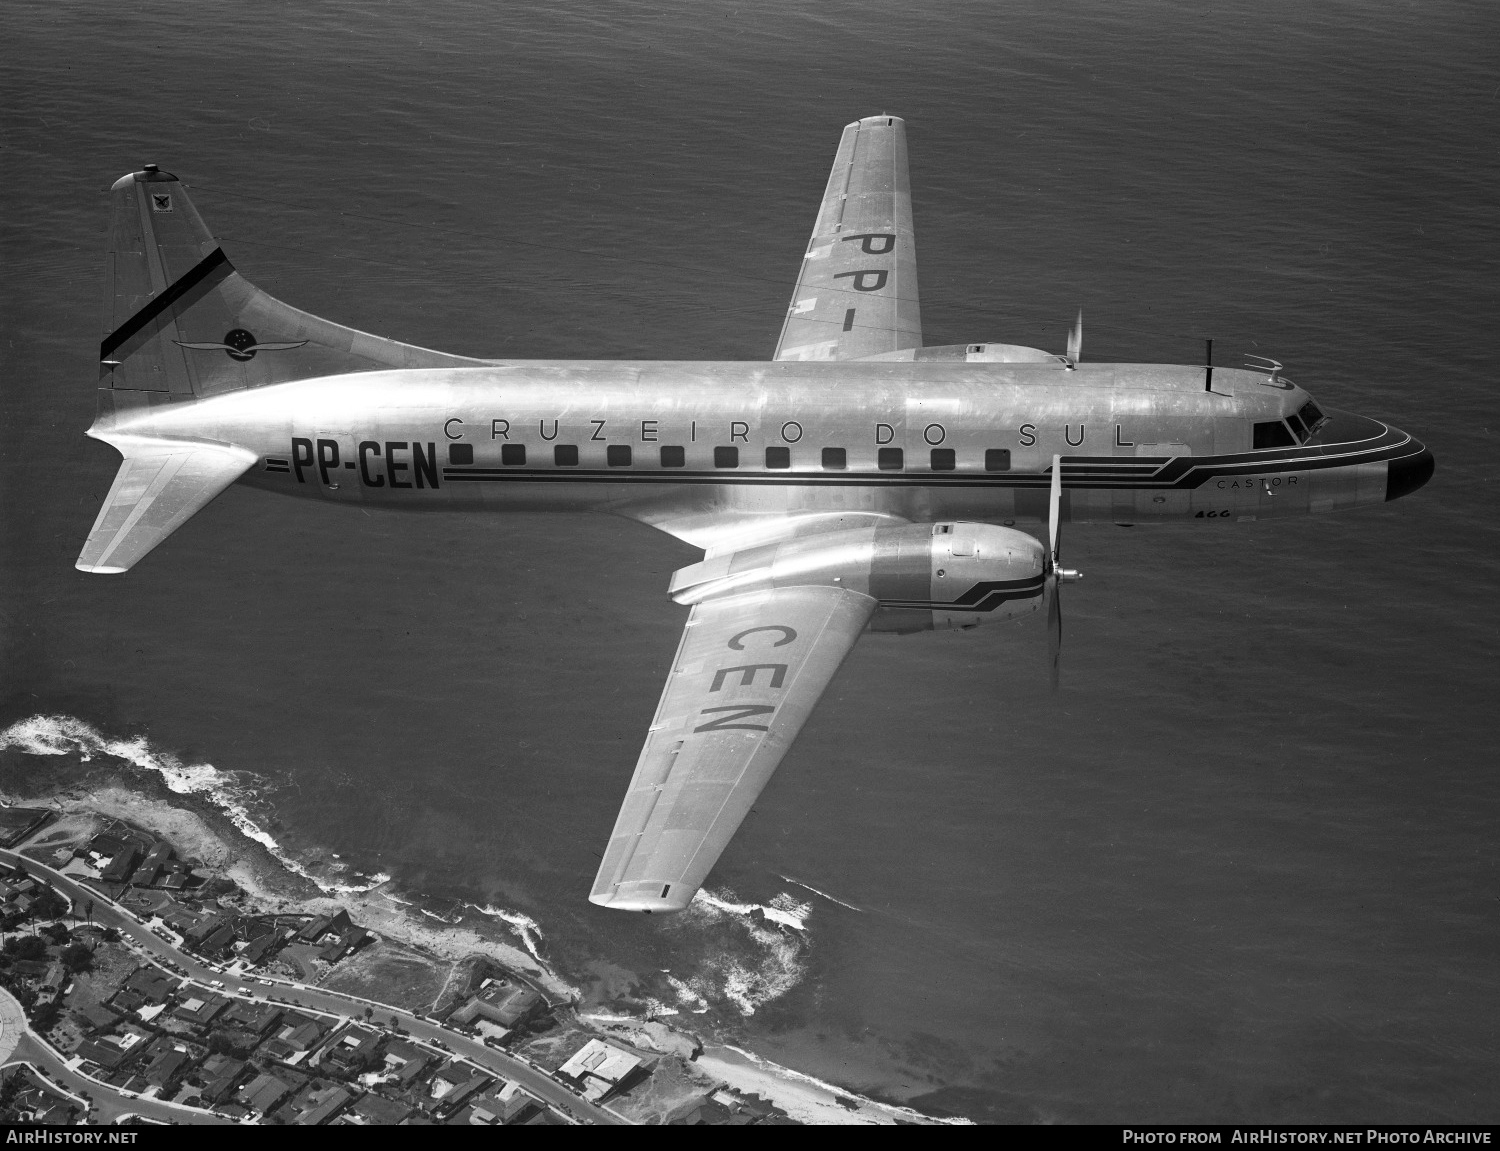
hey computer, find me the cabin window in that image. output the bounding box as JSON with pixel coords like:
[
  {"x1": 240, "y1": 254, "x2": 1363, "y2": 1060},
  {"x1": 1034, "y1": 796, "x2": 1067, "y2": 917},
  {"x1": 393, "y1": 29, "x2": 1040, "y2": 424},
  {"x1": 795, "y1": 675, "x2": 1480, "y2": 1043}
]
[
  {"x1": 607, "y1": 446, "x2": 632, "y2": 466},
  {"x1": 878, "y1": 447, "x2": 904, "y2": 470},
  {"x1": 765, "y1": 446, "x2": 791, "y2": 469},
  {"x1": 985, "y1": 449, "x2": 1011, "y2": 471},
  {"x1": 448, "y1": 444, "x2": 473, "y2": 465},
  {"x1": 660, "y1": 446, "x2": 685, "y2": 467},
  {"x1": 714, "y1": 446, "x2": 739, "y2": 468},
  {"x1": 554, "y1": 445, "x2": 579, "y2": 466},
  {"x1": 1252, "y1": 420, "x2": 1297, "y2": 449},
  {"x1": 930, "y1": 448, "x2": 956, "y2": 471},
  {"x1": 1298, "y1": 400, "x2": 1327, "y2": 434},
  {"x1": 822, "y1": 447, "x2": 847, "y2": 470},
  {"x1": 501, "y1": 444, "x2": 526, "y2": 465}
]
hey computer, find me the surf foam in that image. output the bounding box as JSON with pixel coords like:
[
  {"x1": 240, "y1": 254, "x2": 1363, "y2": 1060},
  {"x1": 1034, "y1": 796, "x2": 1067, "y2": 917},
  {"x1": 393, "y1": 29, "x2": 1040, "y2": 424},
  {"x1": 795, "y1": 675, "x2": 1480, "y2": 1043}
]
[
  {"x1": 0, "y1": 714, "x2": 391, "y2": 895},
  {"x1": 661, "y1": 886, "x2": 813, "y2": 1016}
]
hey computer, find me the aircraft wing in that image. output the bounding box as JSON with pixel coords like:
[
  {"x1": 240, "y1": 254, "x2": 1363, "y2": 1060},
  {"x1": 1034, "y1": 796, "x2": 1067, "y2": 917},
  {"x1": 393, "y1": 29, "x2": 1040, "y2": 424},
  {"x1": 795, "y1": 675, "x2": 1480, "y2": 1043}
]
[
  {"x1": 590, "y1": 584, "x2": 877, "y2": 912},
  {"x1": 75, "y1": 435, "x2": 258, "y2": 573},
  {"x1": 773, "y1": 115, "x2": 922, "y2": 362}
]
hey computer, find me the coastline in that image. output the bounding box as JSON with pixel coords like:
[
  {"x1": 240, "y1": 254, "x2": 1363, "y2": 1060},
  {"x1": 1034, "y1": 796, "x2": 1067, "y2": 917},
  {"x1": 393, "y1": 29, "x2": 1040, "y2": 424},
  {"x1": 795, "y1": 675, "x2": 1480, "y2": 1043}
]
[{"x1": 0, "y1": 716, "x2": 958, "y2": 1124}]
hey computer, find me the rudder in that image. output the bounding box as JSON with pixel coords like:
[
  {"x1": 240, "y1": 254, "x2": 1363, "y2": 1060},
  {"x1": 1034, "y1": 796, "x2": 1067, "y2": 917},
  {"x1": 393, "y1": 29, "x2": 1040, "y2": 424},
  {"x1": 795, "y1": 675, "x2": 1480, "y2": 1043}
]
[{"x1": 99, "y1": 165, "x2": 487, "y2": 409}]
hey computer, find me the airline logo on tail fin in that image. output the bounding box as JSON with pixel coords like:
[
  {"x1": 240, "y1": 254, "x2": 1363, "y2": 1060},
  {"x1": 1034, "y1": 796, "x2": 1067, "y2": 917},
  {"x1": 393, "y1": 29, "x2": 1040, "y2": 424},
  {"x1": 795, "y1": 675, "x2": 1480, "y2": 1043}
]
[{"x1": 173, "y1": 328, "x2": 309, "y2": 360}]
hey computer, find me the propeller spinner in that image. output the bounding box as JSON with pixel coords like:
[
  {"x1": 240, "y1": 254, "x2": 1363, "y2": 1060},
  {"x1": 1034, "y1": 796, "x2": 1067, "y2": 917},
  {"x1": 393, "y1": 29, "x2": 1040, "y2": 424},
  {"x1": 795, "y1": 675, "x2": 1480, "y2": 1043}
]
[{"x1": 1046, "y1": 454, "x2": 1083, "y2": 690}]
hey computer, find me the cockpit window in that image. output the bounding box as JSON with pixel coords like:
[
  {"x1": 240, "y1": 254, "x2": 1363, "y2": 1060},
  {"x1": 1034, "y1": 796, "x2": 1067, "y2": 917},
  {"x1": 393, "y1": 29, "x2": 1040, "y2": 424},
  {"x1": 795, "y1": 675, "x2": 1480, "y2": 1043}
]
[
  {"x1": 1253, "y1": 420, "x2": 1297, "y2": 449},
  {"x1": 1286, "y1": 412, "x2": 1309, "y2": 440},
  {"x1": 1297, "y1": 400, "x2": 1327, "y2": 435}
]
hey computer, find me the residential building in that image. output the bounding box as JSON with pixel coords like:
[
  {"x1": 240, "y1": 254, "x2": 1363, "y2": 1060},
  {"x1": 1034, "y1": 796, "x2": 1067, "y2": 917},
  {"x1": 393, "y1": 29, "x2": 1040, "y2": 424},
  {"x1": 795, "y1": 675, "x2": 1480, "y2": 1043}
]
[
  {"x1": 339, "y1": 1093, "x2": 411, "y2": 1125},
  {"x1": 240, "y1": 1073, "x2": 293, "y2": 1117},
  {"x1": 171, "y1": 993, "x2": 229, "y2": 1029},
  {"x1": 557, "y1": 1039, "x2": 651, "y2": 1102},
  {"x1": 318, "y1": 1024, "x2": 381, "y2": 1075}
]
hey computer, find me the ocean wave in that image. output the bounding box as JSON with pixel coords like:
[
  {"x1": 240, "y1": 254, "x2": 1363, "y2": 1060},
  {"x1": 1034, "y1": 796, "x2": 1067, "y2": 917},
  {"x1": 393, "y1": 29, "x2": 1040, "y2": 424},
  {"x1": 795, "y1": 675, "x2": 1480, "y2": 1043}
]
[
  {"x1": 661, "y1": 887, "x2": 813, "y2": 1016},
  {"x1": 465, "y1": 902, "x2": 545, "y2": 961},
  {"x1": 0, "y1": 714, "x2": 391, "y2": 897},
  {"x1": 778, "y1": 874, "x2": 863, "y2": 912}
]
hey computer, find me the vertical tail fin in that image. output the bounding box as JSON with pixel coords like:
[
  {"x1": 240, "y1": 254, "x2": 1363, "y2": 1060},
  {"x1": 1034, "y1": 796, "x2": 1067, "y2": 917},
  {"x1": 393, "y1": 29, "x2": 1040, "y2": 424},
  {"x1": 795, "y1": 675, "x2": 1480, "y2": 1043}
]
[{"x1": 99, "y1": 165, "x2": 487, "y2": 410}]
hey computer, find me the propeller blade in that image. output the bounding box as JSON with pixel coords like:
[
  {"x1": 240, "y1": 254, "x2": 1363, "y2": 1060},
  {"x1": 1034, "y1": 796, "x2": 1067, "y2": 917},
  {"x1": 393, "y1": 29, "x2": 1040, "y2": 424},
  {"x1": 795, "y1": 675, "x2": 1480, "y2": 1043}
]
[
  {"x1": 1047, "y1": 572, "x2": 1062, "y2": 692},
  {"x1": 1048, "y1": 453, "x2": 1063, "y2": 565},
  {"x1": 1067, "y1": 309, "x2": 1083, "y2": 366}
]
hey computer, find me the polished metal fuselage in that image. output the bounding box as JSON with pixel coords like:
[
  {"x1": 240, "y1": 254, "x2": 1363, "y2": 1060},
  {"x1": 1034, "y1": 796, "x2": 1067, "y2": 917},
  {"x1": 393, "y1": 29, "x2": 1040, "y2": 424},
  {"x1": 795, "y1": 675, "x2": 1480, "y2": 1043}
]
[{"x1": 91, "y1": 358, "x2": 1426, "y2": 539}]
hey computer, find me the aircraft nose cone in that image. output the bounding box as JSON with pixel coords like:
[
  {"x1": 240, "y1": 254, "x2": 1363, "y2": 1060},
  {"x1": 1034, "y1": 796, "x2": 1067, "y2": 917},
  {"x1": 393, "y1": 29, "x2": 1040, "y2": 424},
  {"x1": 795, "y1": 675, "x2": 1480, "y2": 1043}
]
[{"x1": 1386, "y1": 444, "x2": 1435, "y2": 502}]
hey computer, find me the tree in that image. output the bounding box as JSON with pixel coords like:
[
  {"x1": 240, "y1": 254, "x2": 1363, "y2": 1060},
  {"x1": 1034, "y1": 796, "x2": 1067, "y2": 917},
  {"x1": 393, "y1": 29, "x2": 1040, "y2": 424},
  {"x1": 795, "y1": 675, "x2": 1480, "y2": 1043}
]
[
  {"x1": 5, "y1": 935, "x2": 45, "y2": 961},
  {"x1": 59, "y1": 944, "x2": 92, "y2": 974},
  {"x1": 31, "y1": 891, "x2": 67, "y2": 920},
  {"x1": 29, "y1": 1001, "x2": 60, "y2": 1031},
  {"x1": 207, "y1": 1031, "x2": 248, "y2": 1058}
]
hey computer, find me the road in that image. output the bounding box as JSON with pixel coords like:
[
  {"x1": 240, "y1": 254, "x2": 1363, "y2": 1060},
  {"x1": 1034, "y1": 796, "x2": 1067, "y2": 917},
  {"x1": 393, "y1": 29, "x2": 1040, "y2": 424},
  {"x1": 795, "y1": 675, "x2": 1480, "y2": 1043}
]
[
  {"x1": 0, "y1": 987, "x2": 226, "y2": 1125},
  {"x1": 0, "y1": 848, "x2": 626, "y2": 1126}
]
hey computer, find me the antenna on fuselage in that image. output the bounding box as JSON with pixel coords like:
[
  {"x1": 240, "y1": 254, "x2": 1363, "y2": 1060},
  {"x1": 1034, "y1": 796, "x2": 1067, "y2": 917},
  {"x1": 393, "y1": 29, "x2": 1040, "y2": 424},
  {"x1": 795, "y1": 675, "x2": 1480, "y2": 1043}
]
[
  {"x1": 1205, "y1": 339, "x2": 1213, "y2": 392},
  {"x1": 1060, "y1": 310, "x2": 1083, "y2": 370}
]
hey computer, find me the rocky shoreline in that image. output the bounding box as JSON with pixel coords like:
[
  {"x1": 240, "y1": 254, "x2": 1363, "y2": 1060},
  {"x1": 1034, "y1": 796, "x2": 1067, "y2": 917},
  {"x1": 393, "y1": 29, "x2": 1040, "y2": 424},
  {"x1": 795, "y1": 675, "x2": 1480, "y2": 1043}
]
[{"x1": 0, "y1": 730, "x2": 958, "y2": 1125}]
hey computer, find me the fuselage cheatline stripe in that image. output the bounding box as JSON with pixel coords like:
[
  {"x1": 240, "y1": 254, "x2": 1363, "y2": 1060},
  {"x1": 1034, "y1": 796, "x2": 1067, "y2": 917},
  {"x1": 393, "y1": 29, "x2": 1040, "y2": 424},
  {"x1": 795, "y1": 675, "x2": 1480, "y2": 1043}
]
[{"x1": 424, "y1": 437, "x2": 1415, "y2": 492}]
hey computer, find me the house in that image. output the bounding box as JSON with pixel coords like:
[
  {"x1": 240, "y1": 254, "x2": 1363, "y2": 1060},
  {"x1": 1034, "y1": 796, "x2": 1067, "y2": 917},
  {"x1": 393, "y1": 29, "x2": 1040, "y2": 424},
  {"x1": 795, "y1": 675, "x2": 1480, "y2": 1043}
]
[
  {"x1": 143, "y1": 1046, "x2": 190, "y2": 1089},
  {"x1": 171, "y1": 993, "x2": 229, "y2": 1028},
  {"x1": 557, "y1": 1039, "x2": 650, "y2": 1102},
  {"x1": 270, "y1": 1012, "x2": 326, "y2": 1052},
  {"x1": 387, "y1": 1049, "x2": 431, "y2": 1088},
  {"x1": 142, "y1": 841, "x2": 174, "y2": 871},
  {"x1": 74, "y1": 1038, "x2": 127, "y2": 1071},
  {"x1": 198, "y1": 1054, "x2": 249, "y2": 1105},
  {"x1": 295, "y1": 909, "x2": 351, "y2": 944},
  {"x1": 339, "y1": 1092, "x2": 411, "y2": 1125},
  {"x1": 223, "y1": 999, "x2": 281, "y2": 1035},
  {"x1": 450, "y1": 978, "x2": 545, "y2": 1030},
  {"x1": 296, "y1": 1085, "x2": 354, "y2": 1126},
  {"x1": 184, "y1": 915, "x2": 233, "y2": 948},
  {"x1": 198, "y1": 923, "x2": 237, "y2": 957},
  {"x1": 435, "y1": 1072, "x2": 492, "y2": 1116},
  {"x1": 239, "y1": 928, "x2": 285, "y2": 966},
  {"x1": 319, "y1": 1025, "x2": 382, "y2": 1074},
  {"x1": 469, "y1": 1081, "x2": 539, "y2": 1124},
  {"x1": 130, "y1": 865, "x2": 160, "y2": 887},
  {"x1": 87, "y1": 833, "x2": 128, "y2": 860},
  {"x1": 316, "y1": 925, "x2": 369, "y2": 964},
  {"x1": 120, "y1": 966, "x2": 177, "y2": 1005},
  {"x1": 100, "y1": 846, "x2": 142, "y2": 883},
  {"x1": 240, "y1": 1073, "x2": 293, "y2": 1117},
  {"x1": 161, "y1": 907, "x2": 203, "y2": 936},
  {"x1": 427, "y1": 1065, "x2": 463, "y2": 1101}
]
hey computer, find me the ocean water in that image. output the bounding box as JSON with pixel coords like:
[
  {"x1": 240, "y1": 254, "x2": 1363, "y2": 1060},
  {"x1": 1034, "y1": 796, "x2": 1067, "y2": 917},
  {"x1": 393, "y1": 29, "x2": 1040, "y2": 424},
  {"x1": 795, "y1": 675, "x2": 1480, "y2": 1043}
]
[{"x1": 3, "y1": 0, "x2": 1498, "y2": 1123}]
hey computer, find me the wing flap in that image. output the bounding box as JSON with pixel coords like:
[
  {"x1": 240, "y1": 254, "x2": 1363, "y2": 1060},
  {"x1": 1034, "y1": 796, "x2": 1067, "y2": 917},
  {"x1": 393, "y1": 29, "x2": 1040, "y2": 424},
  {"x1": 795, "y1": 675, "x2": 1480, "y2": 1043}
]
[
  {"x1": 590, "y1": 585, "x2": 876, "y2": 911},
  {"x1": 76, "y1": 436, "x2": 257, "y2": 573},
  {"x1": 772, "y1": 115, "x2": 922, "y2": 362}
]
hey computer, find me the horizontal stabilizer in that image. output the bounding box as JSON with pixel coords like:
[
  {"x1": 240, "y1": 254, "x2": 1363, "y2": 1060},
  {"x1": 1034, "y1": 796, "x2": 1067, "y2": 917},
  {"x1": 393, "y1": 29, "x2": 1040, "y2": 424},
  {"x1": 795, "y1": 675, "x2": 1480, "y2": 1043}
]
[{"x1": 76, "y1": 436, "x2": 257, "y2": 573}]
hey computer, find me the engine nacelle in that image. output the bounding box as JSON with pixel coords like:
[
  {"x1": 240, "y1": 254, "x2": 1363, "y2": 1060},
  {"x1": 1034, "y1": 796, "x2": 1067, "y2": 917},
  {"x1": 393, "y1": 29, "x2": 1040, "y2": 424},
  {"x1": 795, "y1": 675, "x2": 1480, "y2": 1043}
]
[{"x1": 670, "y1": 522, "x2": 1045, "y2": 634}]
